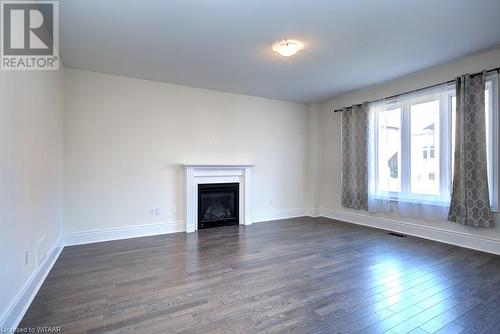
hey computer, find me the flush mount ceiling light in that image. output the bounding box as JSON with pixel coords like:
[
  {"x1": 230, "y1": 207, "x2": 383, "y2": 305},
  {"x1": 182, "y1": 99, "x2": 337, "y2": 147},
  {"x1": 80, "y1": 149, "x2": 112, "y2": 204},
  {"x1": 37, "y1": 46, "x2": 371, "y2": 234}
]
[{"x1": 272, "y1": 39, "x2": 304, "y2": 57}]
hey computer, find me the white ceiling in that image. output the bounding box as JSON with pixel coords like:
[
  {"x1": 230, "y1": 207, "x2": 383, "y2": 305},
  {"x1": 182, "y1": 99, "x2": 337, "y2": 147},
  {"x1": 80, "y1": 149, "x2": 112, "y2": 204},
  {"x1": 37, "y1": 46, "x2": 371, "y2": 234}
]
[{"x1": 60, "y1": 0, "x2": 500, "y2": 103}]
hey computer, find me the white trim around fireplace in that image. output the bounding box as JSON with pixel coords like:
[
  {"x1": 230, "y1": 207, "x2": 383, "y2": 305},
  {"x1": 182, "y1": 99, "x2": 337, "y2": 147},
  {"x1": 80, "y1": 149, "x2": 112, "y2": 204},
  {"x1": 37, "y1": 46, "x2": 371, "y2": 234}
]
[{"x1": 183, "y1": 164, "x2": 254, "y2": 233}]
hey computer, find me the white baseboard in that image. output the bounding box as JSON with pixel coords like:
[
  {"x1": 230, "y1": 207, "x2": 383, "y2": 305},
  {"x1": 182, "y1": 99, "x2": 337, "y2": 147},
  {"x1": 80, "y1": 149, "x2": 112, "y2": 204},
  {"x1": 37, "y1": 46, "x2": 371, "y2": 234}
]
[
  {"x1": 64, "y1": 209, "x2": 313, "y2": 246},
  {"x1": 251, "y1": 207, "x2": 500, "y2": 255},
  {"x1": 3, "y1": 208, "x2": 498, "y2": 332},
  {"x1": 319, "y1": 208, "x2": 500, "y2": 255},
  {"x1": 0, "y1": 239, "x2": 63, "y2": 332},
  {"x1": 63, "y1": 208, "x2": 500, "y2": 255},
  {"x1": 305, "y1": 207, "x2": 321, "y2": 217},
  {"x1": 252, "y1": 208, "x2": 308, "y2": 223},
  {"x1": 64, "y1": 221, "x2": 185, "y2": 246}
]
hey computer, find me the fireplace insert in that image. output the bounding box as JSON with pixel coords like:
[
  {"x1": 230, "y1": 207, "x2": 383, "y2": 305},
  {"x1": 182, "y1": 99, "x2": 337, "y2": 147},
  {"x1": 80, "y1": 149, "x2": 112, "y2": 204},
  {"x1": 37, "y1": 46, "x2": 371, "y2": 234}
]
[{"x1": 198, "y1": 183, "x2": 239, "y2": 229}]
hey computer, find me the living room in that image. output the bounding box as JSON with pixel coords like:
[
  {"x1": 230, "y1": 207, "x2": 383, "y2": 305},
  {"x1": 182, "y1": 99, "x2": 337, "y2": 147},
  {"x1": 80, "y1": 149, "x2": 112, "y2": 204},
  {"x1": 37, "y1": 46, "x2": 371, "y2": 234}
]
[{"x1": 1, "y1": 1, "x2": 500, "y2": 333}]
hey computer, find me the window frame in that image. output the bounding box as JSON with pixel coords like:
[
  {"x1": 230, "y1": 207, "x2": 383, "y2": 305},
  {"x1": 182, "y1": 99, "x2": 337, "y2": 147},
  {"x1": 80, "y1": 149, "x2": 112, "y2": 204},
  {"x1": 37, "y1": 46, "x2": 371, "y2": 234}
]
[
  {"x1": 371, "y1": 74, "x2": 499, "y2": 211},
  {"x1": 486, "y1": 74, "x2": 499, "y2": 211},
  {"x1": 373, "y1": 104, "x2": 402, "y2": 196},
  {"x1": 372, "y1": 90, "x2": 451, "y2": 205}
]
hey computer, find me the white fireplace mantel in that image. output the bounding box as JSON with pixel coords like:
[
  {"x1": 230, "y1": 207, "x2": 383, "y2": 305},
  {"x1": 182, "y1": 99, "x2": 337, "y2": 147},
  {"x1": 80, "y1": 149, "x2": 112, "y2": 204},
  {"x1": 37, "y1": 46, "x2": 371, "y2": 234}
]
[{"x1": 183, "y1": 164, "x2": 254, "y2": 233}]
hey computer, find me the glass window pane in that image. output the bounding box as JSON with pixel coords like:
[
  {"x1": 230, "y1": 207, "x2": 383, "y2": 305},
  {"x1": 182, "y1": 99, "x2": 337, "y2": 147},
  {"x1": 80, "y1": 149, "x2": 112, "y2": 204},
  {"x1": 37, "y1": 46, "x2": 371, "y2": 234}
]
[
  {"x1": 410, "y1": 100, "x2": 440, "y2": 195},
  {"x1": 378, "y1": 108, "x2": 401, "y2": 193}
]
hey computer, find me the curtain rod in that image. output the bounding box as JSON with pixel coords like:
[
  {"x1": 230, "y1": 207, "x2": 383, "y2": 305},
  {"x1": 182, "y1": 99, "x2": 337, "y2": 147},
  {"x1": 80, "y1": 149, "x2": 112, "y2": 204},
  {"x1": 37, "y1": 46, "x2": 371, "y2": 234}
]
[{"x1": 333, "y1": 67, "x2": 500, "y2": 113}]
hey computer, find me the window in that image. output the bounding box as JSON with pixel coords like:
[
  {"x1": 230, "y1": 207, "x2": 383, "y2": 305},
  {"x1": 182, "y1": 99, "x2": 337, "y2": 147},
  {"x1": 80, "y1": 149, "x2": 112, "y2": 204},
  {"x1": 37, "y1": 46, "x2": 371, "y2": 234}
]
[
  {"x1": 377, "y1": 107, "x2": 401, "y2": 193},
  {"x1": 421, "y1": 146, "x2": 435, "y2": 160},
  {"x1": 370, "y1": 73, "x2": 499, "y2": 210}
]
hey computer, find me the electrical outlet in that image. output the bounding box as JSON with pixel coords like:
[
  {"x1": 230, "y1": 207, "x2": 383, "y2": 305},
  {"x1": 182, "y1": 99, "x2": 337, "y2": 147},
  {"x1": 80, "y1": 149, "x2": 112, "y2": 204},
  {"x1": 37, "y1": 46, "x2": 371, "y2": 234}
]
[
  {"x1": 25, "y1": 249, "x2": 29, "y2": 265},
  {"x1": 149, "y1": 208, "x2": 160, "y2": 216}
]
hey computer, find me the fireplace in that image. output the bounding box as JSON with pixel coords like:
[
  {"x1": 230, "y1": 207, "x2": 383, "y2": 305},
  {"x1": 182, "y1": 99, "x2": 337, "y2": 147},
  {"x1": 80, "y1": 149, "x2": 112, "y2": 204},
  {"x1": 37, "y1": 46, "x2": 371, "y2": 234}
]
[
  {"x1": 198, "y1": 183, "x2": 239, "y2": 229},
  {"x1": 184, "y1": 164, "x2": 253, "y2": 233}
]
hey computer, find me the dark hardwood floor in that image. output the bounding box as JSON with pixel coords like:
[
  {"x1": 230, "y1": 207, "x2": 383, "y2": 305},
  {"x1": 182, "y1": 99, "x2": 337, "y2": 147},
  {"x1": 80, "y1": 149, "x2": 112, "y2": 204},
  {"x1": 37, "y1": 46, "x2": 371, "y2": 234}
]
[{"x1": 19, "y1": 217, "x2": 500, "y2": 333}]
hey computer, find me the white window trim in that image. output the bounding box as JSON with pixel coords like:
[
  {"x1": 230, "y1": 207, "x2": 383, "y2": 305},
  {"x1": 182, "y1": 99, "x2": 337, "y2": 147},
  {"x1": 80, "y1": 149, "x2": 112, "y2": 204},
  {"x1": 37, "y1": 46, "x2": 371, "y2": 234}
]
[
  {"x1": 372, "y1": 88, "x2": 452, "y2": 204},
  {"x1": 487, "y1": 73, "x2": 499, "y2": 211},
  {"x1": 371, "y1": 74, "x2": 499, "y2": 211}
]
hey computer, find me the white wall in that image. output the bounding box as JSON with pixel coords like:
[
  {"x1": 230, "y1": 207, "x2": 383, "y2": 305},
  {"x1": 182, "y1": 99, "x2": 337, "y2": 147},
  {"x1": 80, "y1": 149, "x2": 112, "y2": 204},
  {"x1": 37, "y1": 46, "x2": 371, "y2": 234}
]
[
  {"x1": 0, "y1": 70, "x2": 64, "y2": 323},
  {"x1": 63, "y1": 69, "x2": 308, "y2": 234},
  {"x1": 316, "y1": 47, "x2": 500, "y2": 241},
  {"x1": 305, "y1": 103, "x2": 322, "y2": 210},
  {"x1": 2, "y1": 46, "x2": 500, "y2": 327}
]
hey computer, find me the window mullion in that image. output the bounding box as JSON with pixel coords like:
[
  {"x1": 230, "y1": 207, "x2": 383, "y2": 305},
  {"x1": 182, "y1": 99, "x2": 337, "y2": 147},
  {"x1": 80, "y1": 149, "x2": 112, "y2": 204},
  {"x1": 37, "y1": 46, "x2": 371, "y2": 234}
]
[
  {"x1": 401, "y1": 102, "x2": 411, "y2": 196},
  {"x1": 439, "y1": 95, "x2": 449, "y2": 199}
]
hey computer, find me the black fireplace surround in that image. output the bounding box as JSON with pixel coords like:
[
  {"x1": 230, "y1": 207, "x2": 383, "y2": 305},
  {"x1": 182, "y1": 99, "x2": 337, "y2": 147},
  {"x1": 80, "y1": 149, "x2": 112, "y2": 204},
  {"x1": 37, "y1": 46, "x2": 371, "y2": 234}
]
[{"x1": 198, "y1": 183, "x2": 239, "y2": 229}]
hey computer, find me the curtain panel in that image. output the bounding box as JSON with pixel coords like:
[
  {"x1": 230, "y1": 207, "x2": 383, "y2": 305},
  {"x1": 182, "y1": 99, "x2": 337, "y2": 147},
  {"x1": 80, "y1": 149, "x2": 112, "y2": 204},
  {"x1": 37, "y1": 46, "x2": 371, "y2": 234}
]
[
  {"x1": 448, "y1": 72, "x2": 494, "y2": 227},
  {"x1": 341, "y1": 103, "x2": 369, "y2": 210}
]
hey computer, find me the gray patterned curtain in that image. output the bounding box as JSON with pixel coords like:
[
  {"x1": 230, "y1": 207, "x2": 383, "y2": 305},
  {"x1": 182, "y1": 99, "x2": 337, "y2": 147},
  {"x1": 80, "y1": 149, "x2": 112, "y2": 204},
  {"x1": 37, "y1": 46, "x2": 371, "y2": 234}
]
[
  {"x1": 341, "y1": 103, "x2": 369, "y2": 210},
  {"x1": 448, "y1": 72, "x2": 493, "y2": 227}
]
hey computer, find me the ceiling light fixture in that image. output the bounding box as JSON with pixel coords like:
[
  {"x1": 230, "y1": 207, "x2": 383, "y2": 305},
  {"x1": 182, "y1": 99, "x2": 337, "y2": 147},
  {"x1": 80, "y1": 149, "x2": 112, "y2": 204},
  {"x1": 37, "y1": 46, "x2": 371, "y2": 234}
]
[{"x1": 272, "y1": 39, "x2": 304, "y2": 57}]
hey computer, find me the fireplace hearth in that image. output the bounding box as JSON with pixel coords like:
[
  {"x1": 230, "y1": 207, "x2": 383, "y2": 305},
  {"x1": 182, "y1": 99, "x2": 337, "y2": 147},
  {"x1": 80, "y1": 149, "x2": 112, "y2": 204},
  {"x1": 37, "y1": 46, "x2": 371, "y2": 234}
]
[{"x1": 198, "y1": 183, "x2": 239, "y2": 229}]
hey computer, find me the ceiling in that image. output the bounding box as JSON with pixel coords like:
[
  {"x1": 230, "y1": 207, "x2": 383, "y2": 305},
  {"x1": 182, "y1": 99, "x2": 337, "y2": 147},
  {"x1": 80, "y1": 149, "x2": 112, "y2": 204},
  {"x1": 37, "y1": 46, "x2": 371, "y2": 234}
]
[{"x1": 60, "y1": 0, "x2": 500, "y2": 103}]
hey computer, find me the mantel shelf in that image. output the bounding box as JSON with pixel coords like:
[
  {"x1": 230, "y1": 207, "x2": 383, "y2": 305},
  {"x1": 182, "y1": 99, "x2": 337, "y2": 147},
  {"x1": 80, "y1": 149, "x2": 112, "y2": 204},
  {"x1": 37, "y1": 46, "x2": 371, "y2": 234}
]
[{"x1": 182, "y1": 164, "x2": 254, "y2": 168}]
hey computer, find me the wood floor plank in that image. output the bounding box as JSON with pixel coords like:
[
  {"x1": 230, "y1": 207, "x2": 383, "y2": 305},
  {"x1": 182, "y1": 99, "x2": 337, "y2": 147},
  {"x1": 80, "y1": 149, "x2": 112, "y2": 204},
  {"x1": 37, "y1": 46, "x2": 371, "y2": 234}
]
[{"x1": 17, "y1": 217, "x2": 500, "y2": 333}]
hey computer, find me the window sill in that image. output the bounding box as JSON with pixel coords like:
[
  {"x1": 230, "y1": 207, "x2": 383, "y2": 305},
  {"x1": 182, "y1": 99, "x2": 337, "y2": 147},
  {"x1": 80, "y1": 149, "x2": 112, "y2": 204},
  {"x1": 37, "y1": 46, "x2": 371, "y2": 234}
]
[
  {"x1": 372, "y1": 194, "x2": 499, "y2": 212},
  {"x1": 371, "y1": 194, "x2": 450, "y2": 207}
]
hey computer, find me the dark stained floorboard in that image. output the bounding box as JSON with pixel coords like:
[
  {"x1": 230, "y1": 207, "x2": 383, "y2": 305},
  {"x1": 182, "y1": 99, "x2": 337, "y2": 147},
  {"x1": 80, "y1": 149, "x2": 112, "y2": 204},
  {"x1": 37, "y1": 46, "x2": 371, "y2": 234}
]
[{"x1": 18, "y1": 217, "x2": 500, "y2": 333}]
